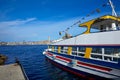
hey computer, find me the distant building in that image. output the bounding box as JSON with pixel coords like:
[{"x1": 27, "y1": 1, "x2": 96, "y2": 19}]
[{"x1": 0, "y1": 40, "x2": 50, "y2": 46}]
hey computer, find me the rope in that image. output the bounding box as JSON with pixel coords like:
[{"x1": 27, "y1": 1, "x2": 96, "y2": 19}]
[{"x1": 59, "y1": 2, "x2": 109, "y2": 36}]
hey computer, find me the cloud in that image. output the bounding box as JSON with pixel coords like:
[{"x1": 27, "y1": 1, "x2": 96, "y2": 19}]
[
  {"x1": 0, "y1": 18, "x2": 37, "y2": 27},
  {"x1": 0, "y1": 16, "x2": 97, "y2": 42}
]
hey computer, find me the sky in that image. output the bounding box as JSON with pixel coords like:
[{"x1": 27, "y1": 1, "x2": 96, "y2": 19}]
[{"x1": 0, "y1": 0, "x2": 120, "y2": 42}]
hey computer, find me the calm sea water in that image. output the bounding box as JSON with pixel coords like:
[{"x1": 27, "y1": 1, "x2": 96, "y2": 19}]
[{"x1": 0, "y1": 45, "x2": 80, "y2": 80}]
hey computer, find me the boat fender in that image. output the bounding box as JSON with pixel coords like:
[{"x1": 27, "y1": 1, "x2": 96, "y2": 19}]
[
  {"x1": 52, "y1": 55, "x2": 56, "y2": 60},
  {"x1": 68, "y1": 59, "x2": 76, "y2": 67}
]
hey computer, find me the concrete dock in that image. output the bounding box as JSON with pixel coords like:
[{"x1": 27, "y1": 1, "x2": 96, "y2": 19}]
[{"x1": 0, "y1": 63, "x2": 28, "y2": 80}]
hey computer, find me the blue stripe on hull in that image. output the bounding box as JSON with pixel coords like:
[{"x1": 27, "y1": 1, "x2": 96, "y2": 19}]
[
  {"x1": 45, "y1": 56, "x2": 111, "y2": 80},
  {"x1": 48, "y1": 51, "x2": 120, "y2": 70}
]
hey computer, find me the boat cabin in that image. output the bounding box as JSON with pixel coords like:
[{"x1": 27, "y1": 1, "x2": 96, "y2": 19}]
[
  {"x1": 48, "y1": 45, "x2": 120, "y2": 63},
  {"x1": 80, "y1": 15, "x2": 120, "y2": 34},
  {"x1": 44, "y1": 0, "x2": 120, "y2": 78},
  {"x1": 48, "y1": 15, "x2": 120, "y2": 64}
]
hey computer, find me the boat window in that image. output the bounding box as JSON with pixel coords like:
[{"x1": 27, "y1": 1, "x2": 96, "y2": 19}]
[
  {"x1": 75, "y1": 27, "x2": 87, "y2": 35},
  {"x1": 71, "y1": 47, "x2": 85, "y2": 57},
  {"x1": 90, "y1": 21, "x2": 120, "y2": 33},
  {"x1": 64, "y1": 47, "x2": 68, "y2": 54},
  {"x1": 77, "y1": 47, "x2": 85, "y2": 57},
  {"x1": 92, "y1": 48, "x2": 102, "y2": 54},
  {"x1": 61, "y1": 46, "x2": 68, "y2": 54},
  {"x1": 91, "y1": 47, "x2": 120, "y2": 62},
  {"x1": 61, "y1": 46, "x2": 64, "y2": 53},
  {"x1": 91, "y1": 48, "x2": 102, "y2": 60},
  {"x1": 104, "y1": 48, "x2": 113, "y2": 55},
  {"x1": 117, "y1": 23, "x2": 120, "y2": 30},
  {"x1": 54, "y1": 46, "x2": 58, "y2": 52},
  {"x1": 80, "y1": 27, "x2": 88, "y2": 34},
  {"x1": 48, "y1": 45, "x2": 54, "y2": 51},
  {"x1": 79, "y1": 47, "x2": 86, "y2": 52},
  {"x1": 104, "y1": 48, "x2": 120, "y2": 62},
  {"x1": 90, "y1": 28, "x2": 100, "y2": 33},
  {"x1": 118, "y1": 23, "x2": 120, "y2": 30},
  {"x1": 91, "y1": 55, "x2": 102, "y2": 60},
  {"x1": 49, "y1": 46, "x2": 52, "y2": 49},
  {"x1": 72, "y1": 47, "x2": 77, "y2": 56},
  {"x1": 90, "y1": 24, "x2": 109, "y2": 33},
  {"x1": 113, "y1": 57, "x2": 119, "y2": 62}
]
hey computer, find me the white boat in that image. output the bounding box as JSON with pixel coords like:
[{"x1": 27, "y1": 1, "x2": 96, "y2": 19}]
[{"x1": 43, "y1": 0, "x2": 120, "y2": 79}]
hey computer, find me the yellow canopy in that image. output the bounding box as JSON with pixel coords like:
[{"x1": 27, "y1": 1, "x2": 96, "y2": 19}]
[
  {"x1": 80, "y1": 15, "x2": 120, "y2": 27},
  {"x1": 79, "y1": 15, "x2": 120, "y2": 34}
]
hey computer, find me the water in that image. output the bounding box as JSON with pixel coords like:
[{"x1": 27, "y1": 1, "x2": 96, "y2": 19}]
[{"x1": 0, "y1": 45, "x2": 80, "y2": 80}]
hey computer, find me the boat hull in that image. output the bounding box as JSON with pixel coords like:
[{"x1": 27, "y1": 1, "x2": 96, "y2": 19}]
[
  {"x1": 44, "y1": 51, "x2": 120, "y2": 80},
  {"x1": 45, "y1": 55, "x2": 110, "y2": 80}
]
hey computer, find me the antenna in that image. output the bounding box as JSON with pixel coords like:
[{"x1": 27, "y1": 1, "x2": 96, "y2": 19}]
[{"x1": 109, "y1": 0, "x2": 117, "y2": 16}]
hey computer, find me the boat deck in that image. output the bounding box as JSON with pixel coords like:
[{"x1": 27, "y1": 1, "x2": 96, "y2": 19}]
[{"x1": 0, "y1": 63, "x2": 28, "y2": 80}]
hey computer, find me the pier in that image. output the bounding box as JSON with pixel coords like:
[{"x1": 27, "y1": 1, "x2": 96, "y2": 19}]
[{"x1": 0, "y1": 63, "x2": 28, "y2": 80}]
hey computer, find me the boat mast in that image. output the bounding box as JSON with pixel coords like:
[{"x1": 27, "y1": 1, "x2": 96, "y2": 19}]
[{"x1": 109, "y1": 0, "x2": 117, "y2": 16}]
